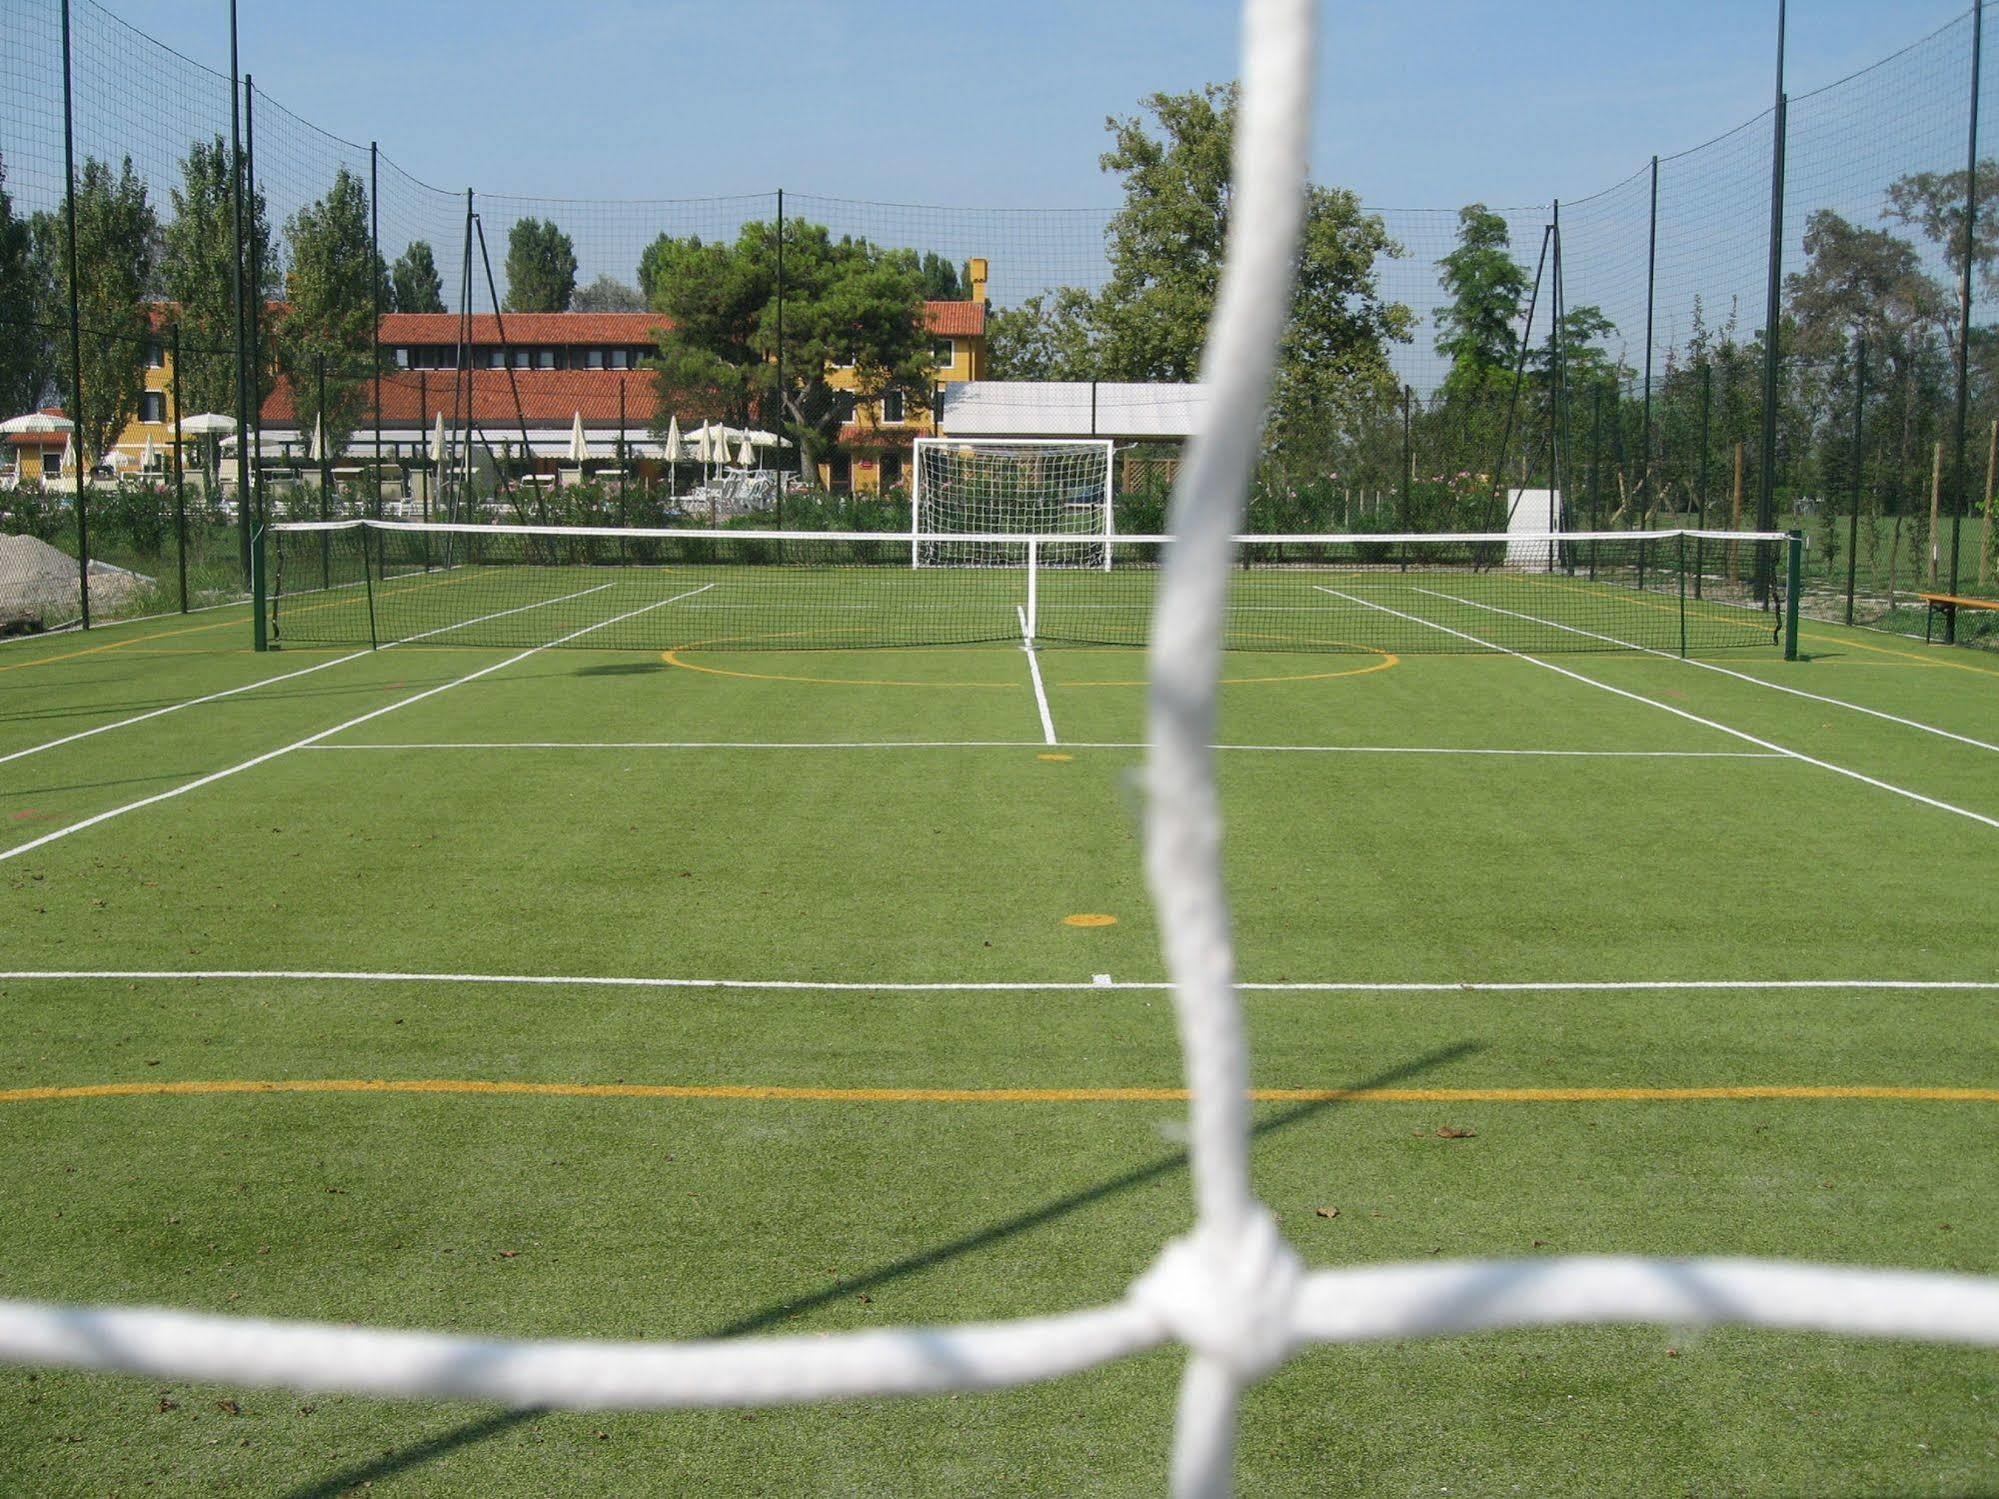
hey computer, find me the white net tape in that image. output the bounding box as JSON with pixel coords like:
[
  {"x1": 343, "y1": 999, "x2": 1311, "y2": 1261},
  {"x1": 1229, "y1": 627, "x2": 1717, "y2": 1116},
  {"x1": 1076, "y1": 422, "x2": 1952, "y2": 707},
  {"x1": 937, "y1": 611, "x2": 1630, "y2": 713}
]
[{"x1": 4, "y1": 3, "x2": 1996, "y2": 1493}]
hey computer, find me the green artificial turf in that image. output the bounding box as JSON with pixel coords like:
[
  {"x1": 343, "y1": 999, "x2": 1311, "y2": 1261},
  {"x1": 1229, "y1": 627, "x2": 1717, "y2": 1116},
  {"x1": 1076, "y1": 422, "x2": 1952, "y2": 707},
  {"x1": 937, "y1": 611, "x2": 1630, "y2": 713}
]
[{"x1": 0, "y1": 592, "x2": 1996, "y2": 1495}]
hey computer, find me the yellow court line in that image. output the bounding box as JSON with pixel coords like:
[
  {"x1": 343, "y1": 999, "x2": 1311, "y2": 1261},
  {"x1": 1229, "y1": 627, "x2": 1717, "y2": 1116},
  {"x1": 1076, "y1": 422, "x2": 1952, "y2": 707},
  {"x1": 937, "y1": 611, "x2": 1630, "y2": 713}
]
[
  {"x1": 1506, "y1": 568, "x2": 1999, "y2": 677},
  {"x1": 0, "y1": 1079, "x2": 1993, "y2": 1106},
  {"x1": 1796, "y1": 628, "x2": 1999, "y2": 678},
  {"x1": 0, "y1": 613, "x2": 248, "y2": 672},
  {"x1": 0, "y1": 566, "x2": 488, "y2": 673}
]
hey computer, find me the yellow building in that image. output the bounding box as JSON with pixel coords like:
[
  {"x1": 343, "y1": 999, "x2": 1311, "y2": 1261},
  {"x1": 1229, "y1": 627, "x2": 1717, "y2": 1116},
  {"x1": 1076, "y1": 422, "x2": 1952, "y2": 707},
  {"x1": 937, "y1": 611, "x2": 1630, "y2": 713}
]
[
  {"x1": 822, "y1": 258, "x2": 988, "y2": 494},
  {"x1": 105, "y1": 319, "x2": 179, "y2": 478}
]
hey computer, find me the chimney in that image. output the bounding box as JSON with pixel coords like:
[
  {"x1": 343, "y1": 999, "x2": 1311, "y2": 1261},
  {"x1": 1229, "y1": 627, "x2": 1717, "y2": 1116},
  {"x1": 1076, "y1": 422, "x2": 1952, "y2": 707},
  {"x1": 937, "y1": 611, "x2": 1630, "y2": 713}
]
[{"x1": 967, "y1": 256, "x2": 989, "y2": 307}]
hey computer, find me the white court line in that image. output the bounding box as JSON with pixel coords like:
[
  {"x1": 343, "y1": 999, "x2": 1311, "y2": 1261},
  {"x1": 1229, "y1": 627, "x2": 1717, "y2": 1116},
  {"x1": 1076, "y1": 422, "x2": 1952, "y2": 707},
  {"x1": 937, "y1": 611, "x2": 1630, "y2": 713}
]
[
  {"x1": 1414, "y1": 587, "x2": 1999, "y2": 755},
  {"x1": 1318, "y1": 587, "x2": 1999, "y2": 832},
  {"x1": 0, "y1": 648, "x2": 372, "y2": 767},
  {"x1": 375, "y1": 579, "x2": 616, "y2": 649},
  {"x1": 0, "y1": 969, "x2": 1994, "y2": 995},
  {"x1": 0, "y1": 580, "x2": 620, "y2": 769},
  {"x1": 1017, "y1": 604, "x2": 1058, "y2": 745},
  {"x1": 299, "y1": 740, "x2": 1785, "y2": 760},
  {"x1": 0, "y1": 584, "x2": 713, "y2": 866}
]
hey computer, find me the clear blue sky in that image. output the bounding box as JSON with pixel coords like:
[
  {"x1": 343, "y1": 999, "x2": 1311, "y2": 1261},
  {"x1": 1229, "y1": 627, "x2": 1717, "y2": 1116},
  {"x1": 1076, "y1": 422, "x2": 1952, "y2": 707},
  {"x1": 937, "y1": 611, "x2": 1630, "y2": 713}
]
[{"x1": 95, "y1": 0, "x2": 1971, "y2": 211}]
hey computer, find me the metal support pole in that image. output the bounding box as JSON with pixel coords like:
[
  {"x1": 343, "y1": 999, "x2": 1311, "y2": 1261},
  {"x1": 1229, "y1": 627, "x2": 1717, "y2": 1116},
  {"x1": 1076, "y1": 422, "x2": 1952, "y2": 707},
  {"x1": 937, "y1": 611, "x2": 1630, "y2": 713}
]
[
  {"x1": 1399, "y1": 385, "x2": 1412, "y2": 531},
  {"x1": 316, "y1": 353, "x2": 331, "y2": 589},
  {"x1": 1947, "y1": 0, "x2": 1983, "y2": 625},
  {"x1": 453, "y1": 189, "x2": 474, "y2": 522},
  {"x1": 1589, "y1": 380, "x2": 1603, "y2": 581},
  {"x1": 1848, "y1": 335, "x2": 1866, "y2": 625},
  {"x1": 1643, "y1": 159, "x2": 1658, "y2": 522},
  {"x1": 1678, "y1": 533, "x2": 1688, "y2": 657},
  {"x1": 1489, "y1": 224, "x2": 1552, "y2": 527},
  {"x1": 774, "y1": 188, "x2": 787, "y2": 485},
  {"x1": 171, "y1": 323, "x2": 188, "y2": 611},
  {"x1": 59, "y1": 0, "x2": 89, "y2": 628},
  {"x1": 245, "y1": 72, "x2": 266, "y2": 650},
  {"x1": 1757, "y1": 2, "x2": 1789, "y2": 604},
  {"x1": 1784, "y1": 530, "x2": 1803, "y2": 660},
  {"x1": 371, "y1": 141, "x2": 382, "y2": 520},
  {"x1": 227, "y1": 0, "x2": 250, "y2": 594},
  {"x1": 1551, "y1": 200, "x2": 1568, "y2": 536},
  {"x1": 1696, "y1": 358, "x2": 1712, "y2": 598}
]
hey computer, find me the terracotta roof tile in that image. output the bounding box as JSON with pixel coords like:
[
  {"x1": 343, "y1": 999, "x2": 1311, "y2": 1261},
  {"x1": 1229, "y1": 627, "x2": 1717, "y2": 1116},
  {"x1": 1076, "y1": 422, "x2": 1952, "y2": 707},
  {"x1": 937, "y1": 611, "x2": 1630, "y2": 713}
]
[{"x1": 922, "y1": 300, "x2": 986, "y2": 336}]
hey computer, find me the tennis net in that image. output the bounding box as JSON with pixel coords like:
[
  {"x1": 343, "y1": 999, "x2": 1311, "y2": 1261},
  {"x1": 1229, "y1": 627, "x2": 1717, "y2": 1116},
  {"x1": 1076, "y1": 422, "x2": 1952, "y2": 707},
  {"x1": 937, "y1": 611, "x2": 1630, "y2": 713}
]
[{"x1": 266, "y1": 521, "x2": 1801, "y2": 657}]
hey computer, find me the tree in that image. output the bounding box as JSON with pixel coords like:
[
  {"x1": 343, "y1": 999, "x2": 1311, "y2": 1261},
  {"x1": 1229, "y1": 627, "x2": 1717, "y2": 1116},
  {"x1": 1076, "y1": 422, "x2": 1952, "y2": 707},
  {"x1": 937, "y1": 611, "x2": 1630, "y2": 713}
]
[
  {"x1": 571, "y1": 273, "x2": 645, "y2": 312},
  {"x1": 52, "y1": 156, "x2": 158, "y2": 463},
  {"x1": 1045, "y1": 84, "x2": 1408, "y2": 425},
  {"x1": 640, "y1": 220, "x2": 933, "y2": 479},
  {"x1": 390, "y1": 240, "x2": 445, "y2": 313},
  {"x1": 1434, "y1": 204, "x2": 1529, "y2": 403},
  {"x1": 1884, "y1": 159, "x2": 1999, "y2": 297},
  {"x1": 504, "y1": 217, "x2": 577, "y2": 312},
  {"x1": 1787, "y1": 209, "x2": 1947, "y2": 360},
  {"x1": 277, "y1": 166, "x2": 377, "y2": 453},
  {"x1": 1786, "y1": 208, "x2": 1951, "y2": 537},
  {"x1": 0, "y1": 152, "x2": 56, "y2": 418},
  {"x1": 158, "y1": 135, "x2": 277, "y2": 418},
  {"x1": 885, "y1": 250, "x2": 967, "y2": 301},
  {"x1": 985, "y1": 290, "x2": 1098, "y2": 380}
]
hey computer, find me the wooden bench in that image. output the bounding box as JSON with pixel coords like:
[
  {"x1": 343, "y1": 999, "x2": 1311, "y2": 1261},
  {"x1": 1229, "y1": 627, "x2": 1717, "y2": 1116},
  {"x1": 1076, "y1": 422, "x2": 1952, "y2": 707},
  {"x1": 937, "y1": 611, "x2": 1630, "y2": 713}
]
[{"x1": 1917, "y1": 591, "x2": 1999, "y2": 644}]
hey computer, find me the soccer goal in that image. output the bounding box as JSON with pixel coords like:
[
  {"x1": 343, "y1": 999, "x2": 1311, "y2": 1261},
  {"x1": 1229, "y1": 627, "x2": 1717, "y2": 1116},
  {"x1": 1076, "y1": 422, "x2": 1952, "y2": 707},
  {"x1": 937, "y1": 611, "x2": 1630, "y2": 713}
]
[{"x1": 910, "y1": 437, "x2": 1115, "y2": 569}]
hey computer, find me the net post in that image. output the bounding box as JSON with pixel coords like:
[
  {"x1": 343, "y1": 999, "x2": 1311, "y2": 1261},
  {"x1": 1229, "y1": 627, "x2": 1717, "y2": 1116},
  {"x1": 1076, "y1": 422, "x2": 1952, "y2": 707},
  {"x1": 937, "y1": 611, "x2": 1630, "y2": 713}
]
[
  {"x1": 909, "y1": 438, "x2": 923, "y2": 568},
  {"x1": 1784, "y1": 529, "x2": 1803, "y2": 661},
  {"x1": 250, "y1": 511, "x2": 267, "y2": 651},
  {"x1": 1026, "y1": 538, "x2": 1039, "y2": 641},
  {"x1": 1101, "y1": 439, "x2": 1115, "y2": 572},
  {"x1": 361, "y1": 523, "x2": 379, "y2": 651},
  {"x1": 1677, "y1": 532, "x2": 1688, "y2": 658},
  {"x1": 1846, "y1": 335, "x2": 1865, "y2": 626},
  {"x1": 171, "y1": 322, "x2": 189, "y2": 613}
]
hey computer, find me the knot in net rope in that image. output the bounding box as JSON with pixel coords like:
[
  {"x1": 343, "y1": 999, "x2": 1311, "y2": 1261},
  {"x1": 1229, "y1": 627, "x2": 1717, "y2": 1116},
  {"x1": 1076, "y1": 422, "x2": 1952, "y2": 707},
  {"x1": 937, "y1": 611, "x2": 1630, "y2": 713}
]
[{"x1": 1131, "y1": 1211, "x2": 1303, "y2": 1382}]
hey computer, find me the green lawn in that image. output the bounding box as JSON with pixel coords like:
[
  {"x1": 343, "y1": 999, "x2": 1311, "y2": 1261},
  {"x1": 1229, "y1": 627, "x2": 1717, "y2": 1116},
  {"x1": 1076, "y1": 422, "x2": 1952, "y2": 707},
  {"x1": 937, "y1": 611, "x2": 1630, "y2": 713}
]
[{"x1": 1, "y1": 589, "x2": 1996, "y2": 1495}]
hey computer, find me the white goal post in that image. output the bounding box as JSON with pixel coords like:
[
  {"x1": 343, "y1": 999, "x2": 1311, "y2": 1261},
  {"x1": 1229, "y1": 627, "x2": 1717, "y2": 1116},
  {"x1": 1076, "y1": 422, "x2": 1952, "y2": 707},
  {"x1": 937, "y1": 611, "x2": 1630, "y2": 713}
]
[{"x1": 910, "y1": 437, "x2": 1116, "y2": 569}]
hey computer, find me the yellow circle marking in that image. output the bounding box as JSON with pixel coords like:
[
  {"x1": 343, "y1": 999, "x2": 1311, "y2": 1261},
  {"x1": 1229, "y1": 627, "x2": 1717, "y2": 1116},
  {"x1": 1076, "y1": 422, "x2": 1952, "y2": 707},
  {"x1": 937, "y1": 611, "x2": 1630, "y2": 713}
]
[
  {"x1": 1038, "y1": 752, "x2": 1074, "y2": 762},
  {"x1": 663, "y1": 631, "x2": 1400, "y2": 689},
  {"x1": 1063, "y1": 913, "x2": 1118, "y2": 928},
  {"x1": 663, "y1": 631, "x2": 1022, "y2": 687}
]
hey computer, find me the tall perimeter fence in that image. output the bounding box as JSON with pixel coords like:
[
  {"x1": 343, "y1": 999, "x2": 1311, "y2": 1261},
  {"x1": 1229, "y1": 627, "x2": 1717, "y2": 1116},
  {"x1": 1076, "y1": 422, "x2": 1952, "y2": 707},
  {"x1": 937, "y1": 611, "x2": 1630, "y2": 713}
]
[{"x1": 2, "y1": 0, "x2": 1998, "y2": 647}]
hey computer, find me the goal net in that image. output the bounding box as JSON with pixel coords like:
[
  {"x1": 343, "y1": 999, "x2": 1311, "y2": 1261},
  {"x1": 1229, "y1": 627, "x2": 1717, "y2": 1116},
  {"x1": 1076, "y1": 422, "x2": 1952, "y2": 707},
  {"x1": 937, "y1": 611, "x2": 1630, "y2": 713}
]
[{"x1": 911, "y1": 438, "x2": 1114, "y2": 568}]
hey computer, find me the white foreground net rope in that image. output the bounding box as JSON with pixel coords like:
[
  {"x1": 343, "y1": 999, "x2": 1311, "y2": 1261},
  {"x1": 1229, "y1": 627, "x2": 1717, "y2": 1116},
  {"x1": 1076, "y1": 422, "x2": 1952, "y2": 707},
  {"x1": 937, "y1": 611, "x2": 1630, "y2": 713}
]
[{"x1": 2, "y1": 3, "x2": 1996, "y2": 1493}]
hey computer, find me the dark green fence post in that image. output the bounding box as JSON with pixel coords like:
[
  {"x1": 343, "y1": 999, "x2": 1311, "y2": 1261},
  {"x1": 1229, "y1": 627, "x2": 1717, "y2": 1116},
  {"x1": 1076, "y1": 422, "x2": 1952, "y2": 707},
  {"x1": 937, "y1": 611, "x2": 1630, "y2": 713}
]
[
  {"x1": 361, "y1": 522, "x2": 379, "y2": 651},
  {"x1": 1847, "y1": 335, "x2": 1866, "y2": 626},
  {"x1": 1642, "y1": 159, "x2": 1657, "y2": 523},
  {"x1": 1948, "y1": 0, "x2": 1982, "y2": 607},
  {"x1": 245, "y1": 70, "x2": 266, "y2": 651},
  {"x1": 1756, "y1": 5, "x2": 1790, "y2": 605},
  {"x1": 1588, "y1": 381, "x2": 1603, "y2": 581},
  {"x1": 59, "y1": 0, "x2": 90, "y2": 628},
  {"x1": 316, "y1": 353, "x2": 331, "y2": 590},
  {"x1": 1695, "y1": 359, "x2": 1712, "y2": 600},
  {"x1": 1784, "y1": 530, "x2": 1803, "y2": 661},
  {"x1": 1399, "y1": 384, "x2": 1412, "y2": 532},
  {"x1": 1678, "y1": 531, "x2": 1688, "y2": 657},
  {"x1": 370, "y1": 141, "x2": 383, "y2": 522},
  {"x1": 171, "y1": 323, "x2": 188, "y2": 612}
]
